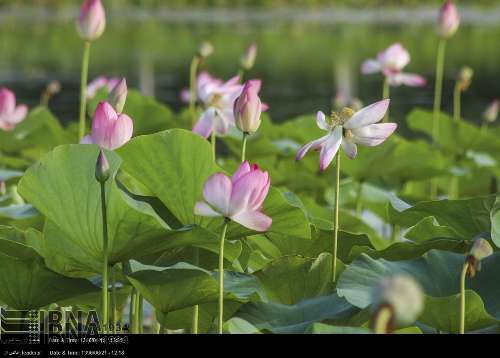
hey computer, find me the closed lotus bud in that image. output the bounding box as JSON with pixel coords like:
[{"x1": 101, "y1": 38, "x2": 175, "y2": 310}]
[
  {"x1": 47, "y1": 80, "x2": 61, "y2": 96},
  {"x1": 469, "y1": 238, "x2": 493, "y2": 262},
  {"x1": 77, "y1": 0, "x2": 106, "y2": 41},
  {"x1": 198, "y1": 41, "x2": 214, "y2": 58},
  {"x1": 372, "y1": 275, "x2": 424, "y2": 327},
  {"x1": 438, "y1": 0, "x2": 460, "y2": 39},
  {"x1": 95, "y1": 150, "x2": 110, "y2": 183},
  {"x1": 234, "y1": 80, "x2": 263, "y2": 134},
  {"x1": 107, "y1": 78, "x2": 127, "y2": 113},
  {"x1": 240, "y1": 44, "x2": 258, "y2": 71},
  {"x1": 483, "y1": 99, "x2": 499, "y2": 123},
  {"x1": 457, "y1": 67, "x2": 473, "y2": 92}
]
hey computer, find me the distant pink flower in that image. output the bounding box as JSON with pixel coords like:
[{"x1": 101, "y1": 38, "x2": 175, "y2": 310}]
[
  {"x1": 0, "y1": 88, "x2": 28, "y2": 131},
  {"x1": 87, "y1": 76, "x2": 121, "y2": 100},
  {"x1": 296, "y1": 99, "x2": 396, "y2": 171},
  {"x1": 361, "y1": 43, "x2": 426, "y2": 87},
  {"x1": 240, "y1": 43, "x2": 258, "y2": 70},
  {"x1": 81, "y1": 101, "x2": 133, "y2": 150},
  {"x1": 483, "y1": 99, "x2": 499, "y2": 123},
  {"x1": 77, "y1": 0, "x2": 106, "y2": 41},
  {"x1": 194, "y1": 161, "x2": 272, "y2": 232},
  {"x1": 438, "y1": 0, "x2": 460, "y2": 38}
]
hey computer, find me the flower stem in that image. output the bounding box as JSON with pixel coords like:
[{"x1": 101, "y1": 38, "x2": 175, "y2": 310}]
[
  {"x1": 459, "y1": 261, "x2": 469, "y2": 334},
  {"x1": 453, "y1": 82, "x2": 461, "y2": 122},
  {"x1": 191, "y1": 247, "x2": 200, "y2": 334},
  {"x1": 189, "y1": 56, "x2": 201, "y2": 127},
  {"x1": 241, "y1": 132, "x2": 248, "y2": 162},
  {"x1": 129, "y1": 288, "x2": 137, "y2": 333},
  {"x1": 138, "y1": 295, "x2": 144, "y2": 334},
  {"x1": 78, "y1": 41, "x2": 91, "y2": 142},
  {"x1": 332, "y1": 153, "x2": 341, "y2": 282},
  {"x1": 111, "y1": 270, "x2": 117, "y2": 334},
  {"x1": 355, "y1": 181, "x2": 363, "y2": 217},
  {"x1": 218, "y1": 221, "x2": 229, "y2": 334},
  {"x1": 432, "y1": 38, "x2": 447, "y2": 144},
  {"x1": 211, "y1": 130, "x2": 216, "y2": 163},
  {"x1": 373, "y1": 306, "x2": 393, "y2": 334},
  {"x1": 237, "y1": 68, "x2": 245, "y2": 83},
  {"x1": 99, "y1": 181, "x2": 109, "y2": 334},
  {"x1": 382, "y1": 78, "x2": 390, "y2": 122}
]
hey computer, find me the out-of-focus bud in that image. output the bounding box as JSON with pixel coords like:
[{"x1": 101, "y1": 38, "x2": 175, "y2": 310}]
[
  {"x1": 438, "y1": 0, "x2": 460, "y2": 39},
  {"x1": 77, "y1": 0, "x2": 106, "y2": 41},
  {"x1": 95, "y1": 150, "x2": 110, "y2": 183},
  {"x1": 483, "y1": 99, "x2": 499, "y2": 123},
  {"x1": 47, "y1": 80, "x2": 61, "y2": 96},
  {"x1": 457, "y1": 67, "x2": 473, "y2": 92},
  {"x1": 0, "y1": 181, "x2": 6, "y2": 196},
  {"x1": 466, "y1": 237, "x2": 493, "y2": 277},
  {"x1": 240, "y1": 43, "x2": 258, "y2": 71},
  {"x1": 234, "y1": 80, "x2": 263, "y2": 134},
  {"x1": 371, "y1": 275, "x2": 424, "y2": 330},
  {"x1": 198, "y1": 41, "x2": 214, "y2": 59},
  {"x1": 350, "y1": 98, "x2": 364, "y2": 112},
  {"x1": 107, "y1": 78, "x2": 127, "y2": 113}
]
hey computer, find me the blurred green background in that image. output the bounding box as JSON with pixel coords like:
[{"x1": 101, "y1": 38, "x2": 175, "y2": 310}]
[{"x1": 0, "y1": 0, "x2": 499, "y2": 130}]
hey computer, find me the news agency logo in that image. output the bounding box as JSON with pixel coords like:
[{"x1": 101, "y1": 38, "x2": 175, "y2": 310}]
[{"x1": 0, "y1": 308, "x2": 40, "y2": 344}]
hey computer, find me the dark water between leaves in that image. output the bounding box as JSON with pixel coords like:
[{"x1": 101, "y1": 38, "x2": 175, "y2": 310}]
[{"x1": 1, "y1": 5, "x2": 499, "y2": 135}]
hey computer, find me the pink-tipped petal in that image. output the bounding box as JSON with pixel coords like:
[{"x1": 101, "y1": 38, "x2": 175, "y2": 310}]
[
  {"x1": 231, "y1": 210, "x2": 272, "y2": 232},
  {"x1": 343, "y1": 99, "x2": 390, "y2": 129},
  {"x1": 342, "y1": 138, "x2": 358, "y2": 159},
  {"x1": 316, "y1": 111, "x2": 330, "y2": 131},
  {"x1": 229, "y1": 169, "x2": 268, "y2": 215},
  {"x1": 361, "y1": 59, "x2": 381, "y2": 74},
  {"x1": 319, "y1": 126, "x2": 342, "y2": 171},
  {"x1": 203, "y1": 173, "x2": 232, "y2": 216},
  {"x1": 379, "y1": 43, "x2": 410, "y2": 71},
  {"x1": 0, "y1": 88, "x2": 16, "y2": 114},
  {"x1": 194, "y1": 201, "x2": 222, "y2": 217},
  {"x1": 10, "y1": 105, "x2": 28, "y2": 124},
  {"x1": 107, "y1": 113, "x2": 133, "y2": 150},
  {"x1": 232, "y1": 161, "x2": 251, "y2": 183},
  {"x1": 398, "y1": 73, "x2": 427, "y2": 87},
  {"x1": 91, "y1": 101, "x2": 118, "y2": 147},
  {"x1": 193, "y1": 108, "x2": 216, "y2": 138},
  {"x1": 352, "y1": 123, "x2": 397, "y2": 146},
  {"x1": 261, "y1": 102, "x2": 269, "y2": 112},
  {"x1": 295, "y1": 135, "x2": 329, "y2": 161}
]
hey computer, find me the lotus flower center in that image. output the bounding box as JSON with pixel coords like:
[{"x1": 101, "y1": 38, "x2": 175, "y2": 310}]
[{"x1": 331, "y1": 107, "x2": 355, "y2": 127}]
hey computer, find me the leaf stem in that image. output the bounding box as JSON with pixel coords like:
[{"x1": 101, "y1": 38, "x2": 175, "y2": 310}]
[
  {"x1": 432, "y1": 38, "x2": 447, "y2": 143},
  {"x1": 453, "y1": 82, "x2": 461, "y2": 122},
  {"x1": 111, "y1": 270, "x2": 117, "y2": 334},
  {"x1": 191, "y1": 247, "x2": 200, "y2": 334},
  {"x1": 211, "y1": 130, "x2": 216, "y2": 163},
  {"x1": 99, "y1": 181, "x2": 109, "y2": 334},
  {"x1": 459, "y1": 261, "x2": 469, "y2": 334},
  {"x1": 79, "y1": 41, "x2": 91, "y2": 142},
  {"x1": 241, "y1": 132, "x2": 248, "y2": 162},
  {"x1": 332, "y1": 152, "x2": 341, "y2": 282},
  {"x1": 355, "y1": 181, "x2": 363, "y2": 217},
  {"x1": 373, "y1": 306, "x2": 393, "y2": 334},
  {"x1": 382, "y1": 77, "x2": 390, "y2": 122},
  {"x1": 130, "y1": 288, "x2": 137, "y2": 333},
  {"x1": 189, "y1": 56, "x2": 201, "y2": 127},
  {"x1": 218, "y1": 221, "x2": 229, "y2": 334}
]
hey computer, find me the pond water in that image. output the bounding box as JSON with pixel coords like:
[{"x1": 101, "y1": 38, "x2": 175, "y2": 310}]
[{"x1": 1, "y1": 5, "x2": 499, "y2": 134}]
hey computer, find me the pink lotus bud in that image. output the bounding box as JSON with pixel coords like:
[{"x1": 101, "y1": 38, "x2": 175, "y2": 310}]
[
  {"x1": 81, "y1": 101, "x2": 133, "y2": 150},
  {"x1": 483, "y1": 99, "x2": 499, "y2": 123},
  {"x1": 0, "y1": 87, "x2": 28, "y2": 131},
  {"x1": 95, "y1": 149, "x2": 110, "y2": 183},
  {"x1": 438, "y1": 0, "x2": 460, "y2": 38},
  {"x1": 240, "y1": 43, "x2": 258, "y2": 71},
  {"x1": 107, "y1": 78, "x2": 127, "y2": 113},
  {"x1": 234, "y1": 81, "x2": 263, "y2": 134},
  {"x1": 77, "y1": 0, "x2": 106, "y2": 41}
]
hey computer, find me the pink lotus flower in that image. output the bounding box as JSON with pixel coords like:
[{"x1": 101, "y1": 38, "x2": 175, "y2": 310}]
[
  {"x1": 438, "y1": 0, "x2": 460, "y2": 38},
  {"x1": 483, "y1": 99, "x2": 499, "y2": 123},
  {"x1": 296, "y1": 99, "x2": 396, "y2": 171},
  {"x1": 0, "y1": 88, "x2": 28, "y2": 131},
  {"x1": 81, "y1": 101, "x2": 133, "y2": 150},
  {"x1": 87, "y1": 76, "x2": 121, "y2": 100},
  {"x1": 361, "y1": 43, "x2": 426, "y2": 87},
  {"x1": 234, "y1": 80, "x2": 264, "y2": 134},
  {"x1": 194, "y1": 161, "x2": 272, "y2": 231},
  {"x1": 77, "y1": 0, "x2": 106, "y2": 41}
]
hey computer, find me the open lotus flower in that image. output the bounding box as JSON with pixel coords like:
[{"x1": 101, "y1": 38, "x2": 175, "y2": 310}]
[
  {"x1": 361, "y1": 43, "x2": 426, "y2": 87},
  {"x1": 77, "y1": 0, "x2": 106, "y2": 41},
  {"x1": 87, "y1": 76, "x2": 121, "y2": 100},
  {"x1": 81, "y1": 101, "x2": 133, "y2": 150},
  {"x1": 194, "y1": 161, "x2": 272, "y2": 231},
  {"x1": 0, "y1": 88, "x2": 28, "y2": 131},
  {"x1": 296, "y1": 99, "x2": 396, "y2": 170}
]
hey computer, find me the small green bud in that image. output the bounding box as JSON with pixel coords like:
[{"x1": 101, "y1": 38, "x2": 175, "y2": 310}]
[
  {"x1": 95, "y1": 150, "x2": 110, "y2": 183},
  {"x1": 469, "y1": 238, "x2": 493, "y2": 262},
  {"x1": 198, "y1": 41, "x2": 214, "y2": 58}
]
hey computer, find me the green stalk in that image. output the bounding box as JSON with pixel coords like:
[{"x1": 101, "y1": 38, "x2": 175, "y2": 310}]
[
  {"x1": 241, "y1": 132, "x2": 248, "y2": 162},
  {"x1": 189, "y1": 56, "x2": 201, "y2": 127},
  {"x1": 138, "y1": 295, "x2": 144, "y2": 334},
  {"x1": 211, "y1": 130, "x2": 217, "y2": 162},
  {"x1": 191, "y1": 247, "x2": 200, "y2": 334},
  {"x1": 78, "y1": 41, "x2": 91, "y2": 141},
  {"x1": 453, "y1": 82, "x2": 461, "y2": 122},
  {"x1": 129, "y1": 288, "x2": 137, "y2": 334},
  {"x1": 459, "y1": 262, "x2": 469, "y2": 334},
  {"x1": 382, "y1": 77, "x2": 390, "y2": 122},
  {"x1": 218, "y1": 221, "x2": 229, "y2": 334},
  {"x1": 99, "y1": 181, "x2": 109, "y2": 334},
  {"x1": 332, "y1": 153, "x2": 341, "y2": 282},
  {"x1": 111, "y1": 270, "x2": 117, "y2": 334},
  {"x1": 355, "y1": 181, "x2": 363, "y2": 217},
  {"x1": 373, "y1": 307, "x2": 393, "y2": 334},
  {"x1": 237, "y1": 68, "x2": 245, "y2": 83}
]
